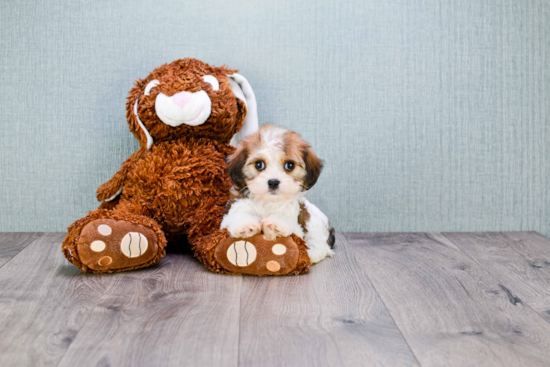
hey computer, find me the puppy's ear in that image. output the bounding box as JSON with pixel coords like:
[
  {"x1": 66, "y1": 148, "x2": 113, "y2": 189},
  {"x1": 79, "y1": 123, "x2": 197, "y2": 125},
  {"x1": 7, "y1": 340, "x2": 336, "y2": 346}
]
[
  {"x1": 302, "y1": 146, "x2": 324, "y2": 190},
  {"x1": 226, "y1": 145, "x2": 249, "y2": 191}
]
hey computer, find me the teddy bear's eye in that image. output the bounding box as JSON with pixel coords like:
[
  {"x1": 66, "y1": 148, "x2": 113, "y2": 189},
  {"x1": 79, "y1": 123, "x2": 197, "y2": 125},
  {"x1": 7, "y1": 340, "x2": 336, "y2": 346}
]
[
  {"x1": 144, "y1": 80, "x2": 160, "y2": 96},
  {"x1": 202, "y1": 75, "x2": 220, "y2": 91}
]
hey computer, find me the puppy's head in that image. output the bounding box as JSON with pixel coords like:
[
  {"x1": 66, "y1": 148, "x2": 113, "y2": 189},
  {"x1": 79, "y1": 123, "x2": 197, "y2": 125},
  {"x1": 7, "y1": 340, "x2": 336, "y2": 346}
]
[{"x1": 226, "y1": 125, "x2": 323, "y2": 201}]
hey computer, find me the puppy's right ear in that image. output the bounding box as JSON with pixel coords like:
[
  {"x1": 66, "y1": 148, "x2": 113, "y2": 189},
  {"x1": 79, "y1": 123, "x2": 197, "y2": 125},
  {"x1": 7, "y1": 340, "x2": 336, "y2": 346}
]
[{"x1": 226, "y1": 145, "x2": 249, "y2": 191}]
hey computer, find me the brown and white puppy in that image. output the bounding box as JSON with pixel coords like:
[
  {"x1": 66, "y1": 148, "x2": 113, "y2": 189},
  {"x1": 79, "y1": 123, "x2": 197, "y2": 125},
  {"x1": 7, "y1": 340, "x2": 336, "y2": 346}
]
[{"x1": 221, "y1": 124, "x2": 334, "y2": 264}]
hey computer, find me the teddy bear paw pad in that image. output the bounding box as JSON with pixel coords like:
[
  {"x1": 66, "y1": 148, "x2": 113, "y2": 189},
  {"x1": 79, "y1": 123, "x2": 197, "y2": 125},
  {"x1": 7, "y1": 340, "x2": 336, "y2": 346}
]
[
  {"x1": 77, "y1": 219, "x2": 159, "y2": 271},
  {"x1": 226, "y1": 240, "x2": 257, "y2": 266},
  {"x1": 215, "y1": 234, "x2": 300, "y2": 275}
]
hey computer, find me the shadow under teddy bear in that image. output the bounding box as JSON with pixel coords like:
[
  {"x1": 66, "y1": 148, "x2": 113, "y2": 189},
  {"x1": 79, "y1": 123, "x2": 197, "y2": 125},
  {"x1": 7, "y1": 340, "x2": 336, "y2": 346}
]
[{"x1": 62, "y1": 58, "x2": 310, "y2": 275}]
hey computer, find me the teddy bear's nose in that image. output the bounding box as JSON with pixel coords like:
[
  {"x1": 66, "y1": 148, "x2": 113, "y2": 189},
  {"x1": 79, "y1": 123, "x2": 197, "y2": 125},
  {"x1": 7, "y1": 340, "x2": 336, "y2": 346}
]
[{"x1": 171, "y1": 91, "x2": 193, "y2": 109}]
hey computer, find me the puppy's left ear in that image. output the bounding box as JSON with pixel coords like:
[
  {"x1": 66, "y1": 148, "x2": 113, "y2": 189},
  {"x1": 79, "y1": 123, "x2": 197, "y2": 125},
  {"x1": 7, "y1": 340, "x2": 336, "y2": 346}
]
[
  {"x1": 303, "y1": 146, "x2": 324, "y2": 190},
  {"x1": 228, "y1": 73, "x2": 258, "y2": 146}
]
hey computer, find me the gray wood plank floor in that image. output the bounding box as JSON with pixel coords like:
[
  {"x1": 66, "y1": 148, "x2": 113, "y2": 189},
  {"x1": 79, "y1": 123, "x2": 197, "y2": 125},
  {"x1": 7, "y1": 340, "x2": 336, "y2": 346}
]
[
  {"x1": 1, "y1": 232, "x2": 550, "y2": 367},
  {"x1": 442, "y1": 232, "x2": 550, "y2": 324},
  {"x1": 0, "y1": 232, "x2": 41, "y2": 268},
  {"x1": 238, "y1": 234, "x2": 418, "y2": 367}
]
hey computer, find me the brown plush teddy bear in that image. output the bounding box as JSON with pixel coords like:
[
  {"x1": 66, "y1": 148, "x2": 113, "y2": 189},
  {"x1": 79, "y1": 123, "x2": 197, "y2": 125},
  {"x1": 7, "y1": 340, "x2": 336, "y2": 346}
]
[{"x1": 62, "y1": 58, "x2": 311, "y2": 275}]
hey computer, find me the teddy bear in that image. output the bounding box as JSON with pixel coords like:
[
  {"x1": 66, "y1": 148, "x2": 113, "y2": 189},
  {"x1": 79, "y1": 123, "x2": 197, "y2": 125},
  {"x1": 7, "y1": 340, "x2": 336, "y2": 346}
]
[{"x1": 62, "y1": 58, "x2": 311, "y2": 275}]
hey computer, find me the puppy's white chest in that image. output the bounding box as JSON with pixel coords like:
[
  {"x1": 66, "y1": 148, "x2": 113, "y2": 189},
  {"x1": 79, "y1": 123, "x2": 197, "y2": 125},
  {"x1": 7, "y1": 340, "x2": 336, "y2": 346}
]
[
  {"x1": 252, "y1": 198, "x2": 304, "y2": 238},
  {"x1": 253, "y1": 199, "x2": 298, "y2": 216}
]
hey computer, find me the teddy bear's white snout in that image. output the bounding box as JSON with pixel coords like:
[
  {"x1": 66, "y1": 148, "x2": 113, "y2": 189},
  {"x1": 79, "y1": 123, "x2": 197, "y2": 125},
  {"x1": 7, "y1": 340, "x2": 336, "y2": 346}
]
[{"x1": 155, "y1": 90, "x2": 211, "y2": 127}]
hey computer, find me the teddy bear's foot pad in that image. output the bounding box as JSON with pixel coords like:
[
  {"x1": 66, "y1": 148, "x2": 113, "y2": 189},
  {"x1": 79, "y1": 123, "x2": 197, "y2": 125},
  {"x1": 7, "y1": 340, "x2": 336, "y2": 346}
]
[
  {"x1": 77, "y1": 219, "x2": 159, "y2": 271},
  {"x1": 215, "y1": 234, "x2": 300, "y2": 275}
]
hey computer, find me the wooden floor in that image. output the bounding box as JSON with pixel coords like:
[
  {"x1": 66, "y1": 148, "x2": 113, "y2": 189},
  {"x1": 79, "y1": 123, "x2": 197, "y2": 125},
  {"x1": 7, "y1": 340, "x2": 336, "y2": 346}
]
[{"x1": 1, "y1": 232, "x2": 550, "y2": 366}]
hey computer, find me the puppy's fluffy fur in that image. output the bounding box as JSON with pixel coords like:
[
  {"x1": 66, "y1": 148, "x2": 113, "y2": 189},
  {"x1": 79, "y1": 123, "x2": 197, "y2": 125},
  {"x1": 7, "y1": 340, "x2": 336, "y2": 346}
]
[{"x1": 221, "y1": 124, "x2": 334, "y2": 264}]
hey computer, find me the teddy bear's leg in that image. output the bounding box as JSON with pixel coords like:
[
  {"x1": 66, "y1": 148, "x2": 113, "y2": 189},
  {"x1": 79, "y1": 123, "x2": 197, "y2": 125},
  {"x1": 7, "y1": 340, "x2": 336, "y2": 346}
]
[
  {"x1": 62, "y1": 204, "x2": 167, "y2": 273},
  {"x1": 190, "y1": 229, "x2": 311, "y2": 276}
]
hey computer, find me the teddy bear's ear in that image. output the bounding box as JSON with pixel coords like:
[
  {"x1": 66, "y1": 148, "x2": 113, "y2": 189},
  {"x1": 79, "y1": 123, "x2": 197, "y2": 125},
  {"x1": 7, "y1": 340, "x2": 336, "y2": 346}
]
[
  {"x1": 228, "y1": 73, "x2": 258, "y2": 147},
  {"x1": 133, "y1": 98, "x2": 154, "y2": 150}
]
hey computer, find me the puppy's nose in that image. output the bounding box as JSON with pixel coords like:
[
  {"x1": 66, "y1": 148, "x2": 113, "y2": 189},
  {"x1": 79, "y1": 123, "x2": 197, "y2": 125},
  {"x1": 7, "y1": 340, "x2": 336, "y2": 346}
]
[
  {"x1": 268, "y1": 179, "x2": 280, "y2": 190},
  {"x1": 171, "y1": 91, "x2": 193, "y2": 108}
]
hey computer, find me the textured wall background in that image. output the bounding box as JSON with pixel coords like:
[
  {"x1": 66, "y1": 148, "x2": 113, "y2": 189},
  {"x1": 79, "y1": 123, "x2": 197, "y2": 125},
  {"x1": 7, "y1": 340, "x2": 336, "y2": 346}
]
[{"x1": 1, "y1": 0, "x2": 549, "y2": 235}]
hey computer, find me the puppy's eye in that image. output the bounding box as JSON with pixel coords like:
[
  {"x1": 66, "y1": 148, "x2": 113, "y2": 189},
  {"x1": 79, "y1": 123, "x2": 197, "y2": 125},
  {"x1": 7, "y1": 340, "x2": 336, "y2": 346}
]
[
  {"x1": 202, "y1": 75, "x2": 220, "y2": 91},
  {"x1": 144, "y1": 79, "x2": 160, "y2": 96},
  {"x1": 284, "y1": 161, "x2": 295, "y2": 172},
  {"x1": 255, "y1": 160, "x2": 266, "y2": 171}
]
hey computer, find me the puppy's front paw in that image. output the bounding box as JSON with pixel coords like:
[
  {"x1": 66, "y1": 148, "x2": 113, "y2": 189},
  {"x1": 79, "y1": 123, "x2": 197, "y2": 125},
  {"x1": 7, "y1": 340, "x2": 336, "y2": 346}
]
[
  {"x1": 261, "y1": 218, "x2": 291, "y2": 240},
  {"x1": 230, "y1": 221, "x2": 261, "y2": 238}
]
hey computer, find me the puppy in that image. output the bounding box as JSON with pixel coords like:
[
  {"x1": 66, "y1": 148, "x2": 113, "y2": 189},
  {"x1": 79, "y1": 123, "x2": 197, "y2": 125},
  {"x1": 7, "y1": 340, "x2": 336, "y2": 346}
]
[{"x1": 221, "y1": 124, "x2": 335, "y2": 264}]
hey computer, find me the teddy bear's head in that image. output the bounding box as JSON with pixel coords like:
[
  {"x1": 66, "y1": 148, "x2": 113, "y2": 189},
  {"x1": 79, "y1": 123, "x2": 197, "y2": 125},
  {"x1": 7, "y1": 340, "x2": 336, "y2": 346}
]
[{"x1": 126, "y1": 58, "x2": 257, "y2": 148}]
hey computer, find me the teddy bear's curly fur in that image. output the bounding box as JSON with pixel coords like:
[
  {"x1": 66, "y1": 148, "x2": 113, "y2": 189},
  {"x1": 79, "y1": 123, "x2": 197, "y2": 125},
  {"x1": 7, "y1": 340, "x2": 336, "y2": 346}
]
[{"x1": 62, "y1": 58, "x2": 311, "y2": 275}]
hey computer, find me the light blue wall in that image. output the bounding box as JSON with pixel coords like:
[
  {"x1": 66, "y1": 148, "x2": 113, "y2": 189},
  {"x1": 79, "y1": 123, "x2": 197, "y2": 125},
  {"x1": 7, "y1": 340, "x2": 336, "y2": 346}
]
[{"x1": 1, "y1": 0, "x2": 549, "y2": 236}]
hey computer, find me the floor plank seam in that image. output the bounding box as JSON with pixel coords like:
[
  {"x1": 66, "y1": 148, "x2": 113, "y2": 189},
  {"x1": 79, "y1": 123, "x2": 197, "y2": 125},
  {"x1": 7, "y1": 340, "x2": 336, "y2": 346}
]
[
  {"x1": 237, "y1": 277, "x2": 243, "y2": 367},
  {"x1": 0, "y1": 233, "x2": 45, "y2": 272},
  {"x1": 342, "y1": 233, "x2": 423, "y2": 367},
  {"x1": 54, "y1": 315, "x2": 96, "y2": 367},
  {"x1": 41, "y1": 235, "x2": 100, "y2": 367},
  {"x1": 364, "y1": 277, "x2": 422, "y2": 367},
  {"x1": 54, "y1": 255, "x2": 172, "y2": 367}
]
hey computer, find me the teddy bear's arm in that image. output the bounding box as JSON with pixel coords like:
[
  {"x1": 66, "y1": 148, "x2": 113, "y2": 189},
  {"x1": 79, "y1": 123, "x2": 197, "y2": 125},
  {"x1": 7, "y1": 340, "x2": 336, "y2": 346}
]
[{"x1": 96, "y1": 147, "x2": 146, "y2": 202}]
